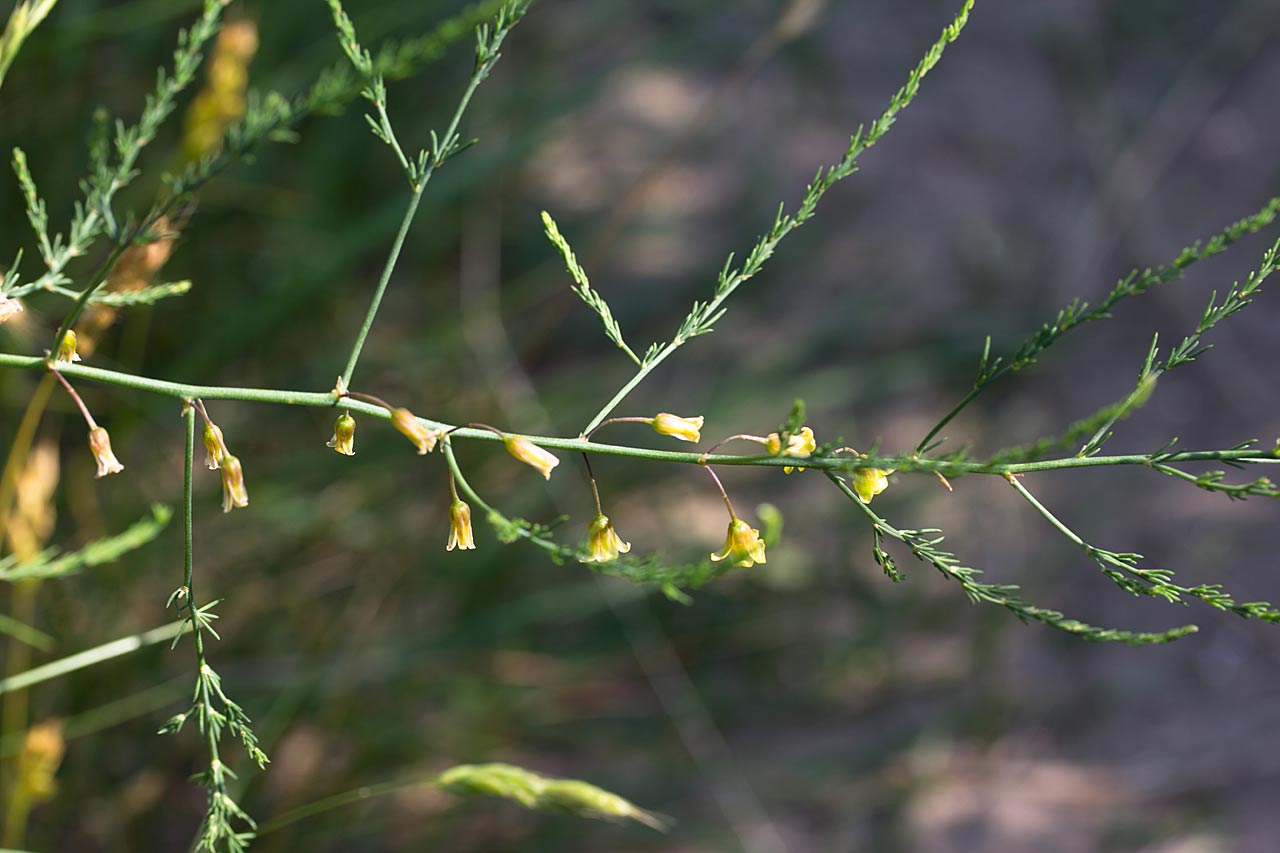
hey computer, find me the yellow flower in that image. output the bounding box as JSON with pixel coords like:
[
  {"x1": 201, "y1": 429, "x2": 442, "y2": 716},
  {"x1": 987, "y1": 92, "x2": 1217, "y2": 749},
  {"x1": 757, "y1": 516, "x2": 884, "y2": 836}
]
[
  {"x1": 580, "y1": 514, "x2": 630, "y2": 563},
  {"x1": 766, "y1": 426, "x2": 816, "y2": 473},
  {"x1": 202, "y1": 421, "x2": 225, "y2": 470},
  {"x1": 219, "y1": 454, "x2": 249, "y2": 513},
  {"x1": 852, "y1": 466, "x2": 890, "y2": 503},
  {"x1": 710, "y1": 518, "x2": 766, "y2": 567},
  {"x1": 55, "y1": 330, "x2": 82, "y2": 365},
  {"x1": 504, "y1": 435, "x2": 559, "y2": 480},
  {"x1": 87, "y1": 427, "x2": 124, "y2": 478},
  {"x1": 391, "y1": 408, "x2": 438, "y2": 455},
  {"x1": 327, "y1": 411, "x2": 356, "y2": 456},
  {"x1": 14, "y1": 720, "x2": 64, "y2": 806},
  {"x1": 650, "y1": 413, "x2": 704, "y2": 443},
  {"x1": 447, "y1": 499, "x2": 476, "y2": 551}
]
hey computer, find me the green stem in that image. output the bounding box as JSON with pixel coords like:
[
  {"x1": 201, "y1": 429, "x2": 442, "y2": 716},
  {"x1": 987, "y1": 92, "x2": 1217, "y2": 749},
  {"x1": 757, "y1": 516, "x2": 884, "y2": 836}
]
[
  {"x1": 0, "y1": 354, "x2": 1275, "y2": 475},
  {"x1": 49, "y1": 241, "x2": 128, "y2": 363},
  {"x1": 340, "y1": 15, "x2": 512, "y2": 388},
  {"x1": 440, "y1": 441, "x2": 496, "y2": 516},
  {"x1": 0, "y1": 620, "x2": 188, "y2": 695},
  {"x1": 582, "y1": 354, "x2": 669, "y2": 435},
  {"x1": 256, "y1": 775, "x2": 440, "y2": 836},
  {"x1": 339, "y1": 186, "x2": 425, "y2": 387},
  {"x1": 915, "y1": 386, "x2": 978, "y2": 455}
]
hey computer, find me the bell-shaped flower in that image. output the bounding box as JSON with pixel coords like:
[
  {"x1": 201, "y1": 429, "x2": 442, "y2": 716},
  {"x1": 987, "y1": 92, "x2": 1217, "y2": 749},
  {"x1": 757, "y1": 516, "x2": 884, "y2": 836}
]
[
  {"x1": 447, "y1": 499, "x2": 476, "y2": 551},
  {"x1": 219, "y1": 454, "x2": 249, "y2": 512},
  {"x1": 580, "y1": 514, "x2": 631, "y2": 563},
  {"x1": 391, "y1": 408, "x2": 438, "y2": 455},
  {"x1": 710, "y1": 518, "x2": 766, "y2": 567},
  {"x1": 327, "y1": 411, "x2": 356, "y2": 456},
  {"x1": 503, "y1": 435, "x2": 559, "y2": 480},
  {"x1": 650, "y1": 413, "x2": 704, "y2": 443},
  {"x1": 55, "y1": 330, "x2": 82, "y2": 365},
  {"x1": 202, "y1": 422, "x2": 225, "y2": 470},
  {"x1": 852, "y1": 466, "x2": 891, "y2": 503},
  {"x1": 88, "y1": 427, "x2": 124, "y2": 478}
]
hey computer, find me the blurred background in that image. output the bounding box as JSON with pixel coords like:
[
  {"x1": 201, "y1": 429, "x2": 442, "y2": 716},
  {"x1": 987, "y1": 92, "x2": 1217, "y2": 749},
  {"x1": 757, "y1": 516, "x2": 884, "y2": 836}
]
[{"x1": 3, "y1": 0, "x2": 1280, "y2": 850}]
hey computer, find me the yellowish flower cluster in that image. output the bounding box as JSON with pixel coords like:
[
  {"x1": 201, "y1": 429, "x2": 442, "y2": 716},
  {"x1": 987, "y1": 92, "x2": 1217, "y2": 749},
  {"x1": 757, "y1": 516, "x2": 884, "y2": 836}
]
[{"x1": 181, "y1": 19, "x2": 258, "y2": 164}]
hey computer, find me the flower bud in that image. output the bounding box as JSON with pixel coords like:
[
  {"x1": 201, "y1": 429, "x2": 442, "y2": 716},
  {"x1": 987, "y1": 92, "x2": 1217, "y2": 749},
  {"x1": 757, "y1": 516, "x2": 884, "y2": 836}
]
[
  {"x1": 0, "y1": 295, "x2": 23, "y2": 324},
  {"x1": 650, "y1": 413, "x2": 704, "y2": 443},
  {"x1": 55, "y1": 330, "x2": 82, "y2": 365},
  {"x1": 391, "y1": 408, "x2": 438, "y2": 455},
  {"x1": 202, "y1": 421, "x2": 225, "y2": 470},
  {"x1": 219, "y1": 454, "x2": 249, "y2": 513},
  {"x1": 503, "y1": 435, "x2": 559, "y2": 480},
  {"x1": 710, "y1": 518, "x2": 766, "y2": 567},
  {"x1": 580, "y1": 514, "x2": 631, "y2": 563},
  {"x1": 327, "y1": 411, "x2": 356, "y2": 456},
  {"x1": 447, "y1": 499, "x2": 476, "y2": 551},
  {"x1": 88, "y1": 427, "x2": 124, "y2": 478}
]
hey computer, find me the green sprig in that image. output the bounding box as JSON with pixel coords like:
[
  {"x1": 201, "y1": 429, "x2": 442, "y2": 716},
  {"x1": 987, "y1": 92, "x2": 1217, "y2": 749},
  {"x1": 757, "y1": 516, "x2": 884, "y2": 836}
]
[
  {"x1": 581, "y1": 0, "x2": 976, "y2": 434},
  {"x1": 917, "y1": 195, "x2": 1280, "y2": 456},
  {"x1": 829, "y1": 473, "x2": 1197, "y2": 644},
  {"x1": 542, "y1": 210, "x2": 640, "y2": 365}
]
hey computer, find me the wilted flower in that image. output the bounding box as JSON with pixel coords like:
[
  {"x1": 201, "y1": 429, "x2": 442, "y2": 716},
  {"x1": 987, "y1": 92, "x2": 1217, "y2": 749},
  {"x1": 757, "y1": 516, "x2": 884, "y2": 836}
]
[
  {"x1": 447, "y1": 499, "x2": 476, "y2": 551},
  {"x1": 327, "y1": 411, "x2": 356, "y2": 456},
  {"x1": 0, "y1": 295, "x2": 23, "y2": 324},
  {"x1": 504, "y1": 435, "x2": 560, "y2": 480},
  {"x1": 580, "y1": 514, "x2": 630, "y2": 563},
  {"x1": 202, "y1": 421, "x2": 225, "y2": 469},
  {"x1": 650, "y1": 413, "x2": 704, "y2": 443},
  {"x1": 219, "y1": 454, "x2": 249, "y2": 512},
  {"x1": 710, "y1": 518, "x2": 766, "y2": 568},
  {"x1": 55, "y1": 330, "x2": 82, "y2": 365},
  {"x1": 852, "y1": 466, "x2": 891, "y2": 503},
  {"x1": 87, "y1": 427, "x2": 124, "y2": 478},
  {"x1": 391, "y1": 408, "x2": 438, "y2": 455}
]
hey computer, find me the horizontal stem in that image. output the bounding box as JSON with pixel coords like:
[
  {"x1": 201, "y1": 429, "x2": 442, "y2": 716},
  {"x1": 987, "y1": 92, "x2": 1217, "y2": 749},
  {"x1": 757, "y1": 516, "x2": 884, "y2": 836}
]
[{"x1": 1, "y1": 352, "x2": 1275, "y2": 475}]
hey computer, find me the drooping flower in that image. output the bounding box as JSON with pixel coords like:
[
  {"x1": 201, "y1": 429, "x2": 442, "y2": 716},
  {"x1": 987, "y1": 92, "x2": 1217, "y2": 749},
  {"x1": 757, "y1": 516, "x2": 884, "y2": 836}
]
[
  {"x1": 327, "y1": 411, "x2": 356, "y2": 456},
  {"x1": 852, "y1": 466, "x2": 891, "y2": 503},
  {"x1": 219, "y1": 454, "x2": 249, "y2": 513},
  {"x1": 202, "y1": 421, "x2": 226, "y2": 470},
  {"x1": 55, "y1": 330, "x2": 82, "y2": 365},
  {"x1": 710, "y1": 518, "x2": 766, "y2": 568},
  {"x1": 580, "y1": 514, "x2": 631, "y2": 563},
  {"x1": 504, "y1": 435, "x2": 560, "y2": 480},
  {"x1": 447, "y1": 499, "x2": 476, "y2": 551},
  {"x1": 766, "y1": 426, "x2": 816, "y2": 473},
  {"x1": 650, "y1": 413, "x2": 704, "y2": 443},
  {"x1": 391, "y1": 408, "x2": 438, "y2": 455},
  {"x1": 87, "y1": 427, "x2": 124, "y2": 478},
  {"x1": 0, "y1": 295, "x2": 23, "y2": 324}
]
